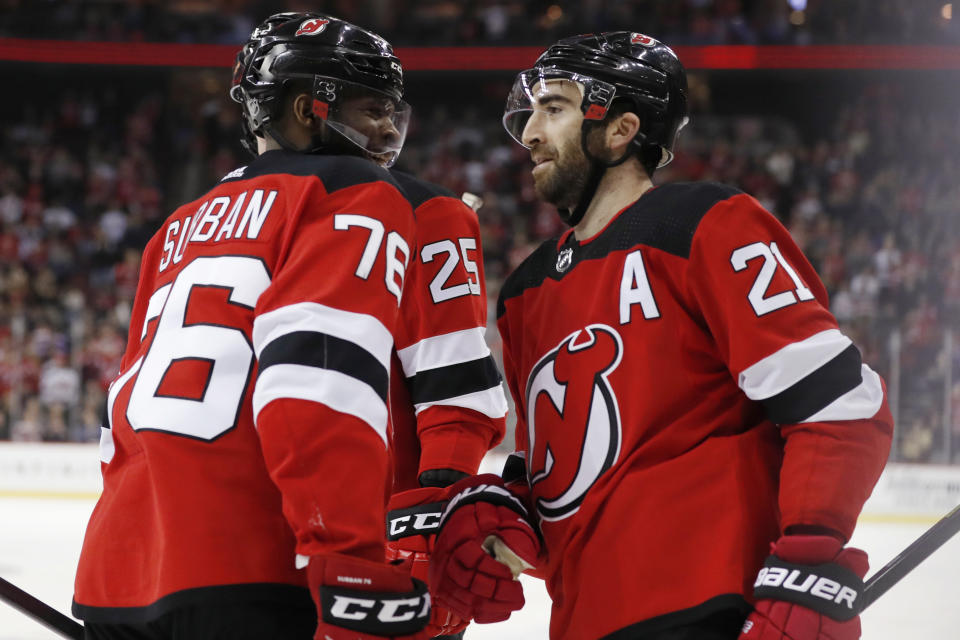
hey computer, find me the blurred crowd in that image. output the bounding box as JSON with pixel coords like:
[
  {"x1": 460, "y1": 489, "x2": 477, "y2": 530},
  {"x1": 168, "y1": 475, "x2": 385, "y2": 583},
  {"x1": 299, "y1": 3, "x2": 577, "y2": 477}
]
[
  {"x1": 0, "y1": 62, "x2": 958, "y2": 464},
  {"x1": 0, "y1": 0, "x2": 958, "y2": 46}
]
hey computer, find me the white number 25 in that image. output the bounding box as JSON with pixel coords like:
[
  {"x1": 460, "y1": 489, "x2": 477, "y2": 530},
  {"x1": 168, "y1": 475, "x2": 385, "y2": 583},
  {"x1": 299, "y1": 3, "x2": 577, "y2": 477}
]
[{"x1": 421, "y1": 238, "x2": 481, "y2": 303}]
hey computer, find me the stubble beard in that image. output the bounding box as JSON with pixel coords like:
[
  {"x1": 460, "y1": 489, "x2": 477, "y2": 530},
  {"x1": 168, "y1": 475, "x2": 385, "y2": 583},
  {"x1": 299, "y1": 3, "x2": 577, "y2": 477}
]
[{"x1": 533, "y1": 136, "x2": 591, "y2": 211}]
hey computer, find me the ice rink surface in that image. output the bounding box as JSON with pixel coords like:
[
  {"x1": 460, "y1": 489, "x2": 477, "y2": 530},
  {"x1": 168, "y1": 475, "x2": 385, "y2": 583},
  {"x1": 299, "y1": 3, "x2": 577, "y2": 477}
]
[{"x1": 1, "y1": 497, "x2": 958, "y2": 639}]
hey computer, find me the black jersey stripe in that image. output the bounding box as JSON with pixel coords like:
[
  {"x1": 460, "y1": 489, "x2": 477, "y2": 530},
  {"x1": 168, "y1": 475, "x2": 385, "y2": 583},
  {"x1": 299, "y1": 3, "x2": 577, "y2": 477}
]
[
  {"x1": 258, "y1": 331, "x2": 388, "y2": 402},
  {"x1": 600, "y1": 594, "x2": 751, "y2": 640},
  {"x1": 407, "y1": 355, "x2": 503, "y2": 405},
  {"x1": 73, "y1": 583, "x2": 313, "y2": 625},
  {"x1": 761, "y1": 343, "x2": 863, "y2": 425},
  {"x1": 497, "y1": 181, "x2": 742, "y2": 317}
]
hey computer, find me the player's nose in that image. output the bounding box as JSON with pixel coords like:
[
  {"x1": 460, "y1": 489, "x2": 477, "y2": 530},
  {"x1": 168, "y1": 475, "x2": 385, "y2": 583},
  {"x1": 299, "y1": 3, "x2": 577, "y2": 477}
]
[
  {"x1": 374, "y1": 118, "x2": 400, "y2": 147},
  {"x1": 522, "y1": 111, "x2": 544, "y2": 148}
]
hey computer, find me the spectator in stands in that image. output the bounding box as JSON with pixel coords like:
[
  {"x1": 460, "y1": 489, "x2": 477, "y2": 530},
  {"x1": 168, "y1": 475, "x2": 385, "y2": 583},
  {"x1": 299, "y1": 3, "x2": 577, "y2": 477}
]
[
  {"x1": 10, "y1": 396, "x2": 43, "y2": 442},
  {"x1": 39, "y1": 351, "x2": 80, "y2": 411}
]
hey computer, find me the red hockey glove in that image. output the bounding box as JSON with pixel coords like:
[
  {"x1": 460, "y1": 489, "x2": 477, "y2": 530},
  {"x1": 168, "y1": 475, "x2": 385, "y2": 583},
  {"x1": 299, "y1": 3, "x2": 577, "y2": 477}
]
[
  {"x1": 386, "y1": 487, "x2": 467, "y2": 637},
  {"x1": 739, "y1": 535, "x2": 869, "y2": 640},
  {"x1": 306, "y1": 554, "x2": 432, "y2": 640},
  {"x1": 428, "y1": 474, "x2": 540, "y2": 624}
]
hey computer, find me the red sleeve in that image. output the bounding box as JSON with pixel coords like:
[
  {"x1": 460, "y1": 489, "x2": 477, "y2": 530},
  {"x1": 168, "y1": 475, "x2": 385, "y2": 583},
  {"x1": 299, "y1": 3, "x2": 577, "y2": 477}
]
[
  {"x1": 252, "y1": 179, "x2": 416, "y2": 561},
  {"x1": 394, "y1": 195, "x2": 507, "y2": 477},
  {"x1": 686, "y1": 193, "x2": 892, "y2": 540}
]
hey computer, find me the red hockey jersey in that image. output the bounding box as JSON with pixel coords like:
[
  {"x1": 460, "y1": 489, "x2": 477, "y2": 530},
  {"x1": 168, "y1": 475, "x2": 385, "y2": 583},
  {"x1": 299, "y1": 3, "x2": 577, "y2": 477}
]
[
  {"x1": 497, "y1": 183, "x2": 893, "y2": 640},
  {"x1": 388, "y1": 172, "x2": 507, "y2": 492},
  {"x1": 74, "y1": 150, "x2": 417, "y2": 623}
]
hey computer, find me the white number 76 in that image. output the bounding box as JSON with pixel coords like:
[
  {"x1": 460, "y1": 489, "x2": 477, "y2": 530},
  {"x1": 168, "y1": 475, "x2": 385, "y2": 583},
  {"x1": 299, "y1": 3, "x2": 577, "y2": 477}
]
[{"x1": 334, "y1": 214, "x2": 410, "y2": 305}]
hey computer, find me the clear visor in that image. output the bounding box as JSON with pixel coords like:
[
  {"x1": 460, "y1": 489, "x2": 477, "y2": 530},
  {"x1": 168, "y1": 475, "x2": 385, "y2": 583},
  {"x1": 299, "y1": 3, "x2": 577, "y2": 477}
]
[
  {"x1": 314, "y1": 76, "x2": 411, "y2": 167},
  {"x1": 502, "y1": 68, "x2": 617, "y2": 148}
]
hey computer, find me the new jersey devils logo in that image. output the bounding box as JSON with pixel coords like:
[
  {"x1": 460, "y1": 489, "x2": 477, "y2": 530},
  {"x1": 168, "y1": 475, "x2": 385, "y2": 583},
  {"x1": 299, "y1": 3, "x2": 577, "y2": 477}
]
[
  {"x1": 631, "y1": 33, "x2": 656, "y2": 47},
  {"x1": 296, "y1": 18, "x2": 330, "y2": 36},
  {"x1": 525, "y1": 324, "x2": 623, "y2": 522}
]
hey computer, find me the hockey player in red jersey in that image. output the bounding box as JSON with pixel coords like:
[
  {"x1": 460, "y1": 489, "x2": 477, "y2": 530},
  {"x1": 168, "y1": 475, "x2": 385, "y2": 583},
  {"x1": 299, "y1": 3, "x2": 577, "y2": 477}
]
[
  {"x1": 383, "y1": 169, "x2": 509, "y2": 639},
  {"x1": 73, "y1": 13, "x2": 437, "y2": 640},
  {"x1": 374, "y1": 54, "x2": 508, "y2": 640},
  {"x1": 249, "y1": 18, "x2": 511, "y2": 639},
  {"x1": 428, "y1": 32, "x2": 893, "y2": 640}
]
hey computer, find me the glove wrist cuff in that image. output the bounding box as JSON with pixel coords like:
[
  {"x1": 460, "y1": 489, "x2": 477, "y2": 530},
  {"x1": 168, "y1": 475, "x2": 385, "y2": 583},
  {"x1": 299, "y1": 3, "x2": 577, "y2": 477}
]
[
  {"x1": 387, "y1": 499, "x2": 447, "y2": 541},
  {"x1": 439, "y1": 474, "x2": 532, "y2": 529},
  {"x1": 308, "y1": 555, "x2": 431, "y2": 636},
  {"x1": 753, "y1": 555, "x2": 864, "y2": 622}
]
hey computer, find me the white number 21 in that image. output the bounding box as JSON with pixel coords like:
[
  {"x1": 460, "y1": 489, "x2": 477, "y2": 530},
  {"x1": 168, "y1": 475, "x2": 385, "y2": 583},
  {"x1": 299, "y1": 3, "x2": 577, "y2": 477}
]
[{"x1": 730, "y1": 241, "x2": 813, "y2": 316}]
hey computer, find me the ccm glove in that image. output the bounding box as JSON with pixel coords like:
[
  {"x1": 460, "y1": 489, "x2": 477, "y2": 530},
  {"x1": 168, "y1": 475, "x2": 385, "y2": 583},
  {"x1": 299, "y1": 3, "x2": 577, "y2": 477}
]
[
  {"x1": 306, "y1": 554, "x2": 432, "y2": 640},
  {"x1": 386, "y1": 487, "x2": 467, "y2": 637},
  {"x1": 739, "y1": 535, "x2": 869, "y2": 640},
  {"x1": 428, "y1": 474, "x2": 540, "y2": 624}
]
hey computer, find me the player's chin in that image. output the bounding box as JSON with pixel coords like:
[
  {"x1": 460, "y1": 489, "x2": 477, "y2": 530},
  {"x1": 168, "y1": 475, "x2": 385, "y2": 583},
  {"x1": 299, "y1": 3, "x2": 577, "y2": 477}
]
[
  {"x1": 533, "y1": 167, "x2": 564, "y2": 199},
  {"x1": 531, "y1": 166, "x2": 556, "y2": 194},
  {"x1": 365, "y1": 150, "x2": 392, "y2": 167}
]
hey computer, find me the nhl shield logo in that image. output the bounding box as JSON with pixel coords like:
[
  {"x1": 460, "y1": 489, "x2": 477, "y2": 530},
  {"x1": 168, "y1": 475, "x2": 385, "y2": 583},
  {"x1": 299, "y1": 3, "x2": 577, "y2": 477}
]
[
  {"x1": 296, "y1": 18, "x2": 330, "y2": 36},
  {"x1": 556, "y1": 247, "x2": 573, "y2": 272}
]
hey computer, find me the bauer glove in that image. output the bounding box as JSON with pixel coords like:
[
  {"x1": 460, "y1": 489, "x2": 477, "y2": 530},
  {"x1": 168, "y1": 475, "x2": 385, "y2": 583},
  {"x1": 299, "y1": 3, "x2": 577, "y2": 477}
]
[{"x1": 739, "y1": 535, "x2": 868, "y2": 640}]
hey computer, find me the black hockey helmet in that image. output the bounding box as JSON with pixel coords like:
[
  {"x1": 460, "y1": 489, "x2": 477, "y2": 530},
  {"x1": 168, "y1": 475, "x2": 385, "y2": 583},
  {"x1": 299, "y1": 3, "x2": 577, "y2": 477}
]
[
  {"x1": 503, "y1": 31, "x2": 688, "y2": 226},
  {"x1": 504, "y1": 31, "x2": 688, "y2": 169},
  {"x1": 230, "y1": 12, "x2": 410, "y2": 165}
]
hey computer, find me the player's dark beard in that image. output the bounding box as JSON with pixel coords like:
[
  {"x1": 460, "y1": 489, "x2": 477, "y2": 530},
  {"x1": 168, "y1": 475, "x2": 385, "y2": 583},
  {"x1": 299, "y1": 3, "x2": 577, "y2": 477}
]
[{"x1": 533, "y1": 135, "x2": 591, "y2": 210}]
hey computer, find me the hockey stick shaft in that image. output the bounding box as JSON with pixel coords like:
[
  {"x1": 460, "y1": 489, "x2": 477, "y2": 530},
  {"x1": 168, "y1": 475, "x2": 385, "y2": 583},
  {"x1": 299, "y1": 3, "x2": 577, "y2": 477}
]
[
  {"x1": 859, "y1": 502, "x2": 960, "y2": 611},
  {"x1": 0, "y1": 576, "x2": 84, "y2": 639}
]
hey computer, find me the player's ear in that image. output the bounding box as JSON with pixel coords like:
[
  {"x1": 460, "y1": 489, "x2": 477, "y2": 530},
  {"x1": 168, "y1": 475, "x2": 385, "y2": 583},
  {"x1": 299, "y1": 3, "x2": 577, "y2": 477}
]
[
  {"x1": 607, "y1": 111, "x2": 641, "y2": 154},
  {"x1": 291, "y1": 93, "x2": 317, "y2": 129}
]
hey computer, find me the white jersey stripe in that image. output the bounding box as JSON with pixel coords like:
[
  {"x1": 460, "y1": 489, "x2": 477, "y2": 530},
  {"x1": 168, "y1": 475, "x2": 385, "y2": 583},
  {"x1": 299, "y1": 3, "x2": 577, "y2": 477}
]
[
  {"x1": 801, "y1": 364, "x2": 884, "y2": 423},
  {"x1": 414, "y1": 384, "x2": 509, "y2": 419},
  {"x1": 738, "y1": 329, "x2": 852, "y2": 401},
  {"x1": 253, "y1": 302, "x2": 393, "y2": 371},
  {"x1": 397, "y1": 327, "x2": 491, "y2": 377},
  {"x1": 253, "y1": 364, "x2": 388, "y2": 446}
]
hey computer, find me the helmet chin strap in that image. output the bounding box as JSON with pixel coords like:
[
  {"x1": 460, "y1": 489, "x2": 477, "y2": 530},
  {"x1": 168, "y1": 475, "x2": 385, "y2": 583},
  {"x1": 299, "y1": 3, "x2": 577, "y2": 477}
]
[
  {"x1": 239, "y1": 117, "x2": 259, "y2": 157},
  {"x1": 262, "y1": 120, "x2": 364, "y2": 158},
  {"x1": 558, "y1": 123, "x2": 638, "y2": 227}
]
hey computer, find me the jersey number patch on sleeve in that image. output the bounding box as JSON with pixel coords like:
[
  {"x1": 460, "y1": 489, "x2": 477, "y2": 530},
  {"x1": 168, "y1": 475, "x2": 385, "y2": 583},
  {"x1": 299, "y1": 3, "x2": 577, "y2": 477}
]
[
  {"x1": 730, "y1": 241, "x2": 814, "y2": 316},
  {"x1": 334, "y1": 214, "x2": 410, "y2": 305},
  {"x1": 420, "y1": 237, "x2": 481, "y2": 303}
]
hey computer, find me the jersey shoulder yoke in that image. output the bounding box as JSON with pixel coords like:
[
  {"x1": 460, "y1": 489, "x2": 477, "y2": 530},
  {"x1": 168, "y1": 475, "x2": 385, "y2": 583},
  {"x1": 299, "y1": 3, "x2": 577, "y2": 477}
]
[
  {"x1": 221, "y1": 151, "x2": 401, "y2": 194},
  {"x1": 612, "y1": 181, "x2": 742, "y2": 259},
  {"x1": 389, "y1": 170, "x2": 457, "y2": 209}
]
